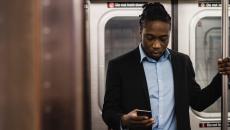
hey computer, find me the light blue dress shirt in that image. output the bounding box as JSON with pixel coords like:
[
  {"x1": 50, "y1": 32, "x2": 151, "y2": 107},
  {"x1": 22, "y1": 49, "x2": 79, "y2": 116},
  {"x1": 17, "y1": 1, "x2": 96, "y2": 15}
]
[{"x1": 139, "y1": 44, "x2": 177, "y2": 130}]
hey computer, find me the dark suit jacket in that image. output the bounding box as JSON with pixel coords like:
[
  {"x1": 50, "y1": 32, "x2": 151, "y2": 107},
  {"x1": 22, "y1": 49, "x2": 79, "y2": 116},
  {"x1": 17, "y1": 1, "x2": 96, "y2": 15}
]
[{"x1": 102, "y1": 47, "x2": 222, "y2": 130}]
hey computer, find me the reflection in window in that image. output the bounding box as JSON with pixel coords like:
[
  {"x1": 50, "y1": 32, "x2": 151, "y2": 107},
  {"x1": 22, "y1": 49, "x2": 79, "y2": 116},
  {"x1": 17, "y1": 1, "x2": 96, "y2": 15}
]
[
  {"x1": 105, "y1": 17, "x2": 140, "y2": 68},
  {"x1": 99, "y1": 17, "x2": 140, "y2": 109},
  {"x1": 195, "y1": 17, "x2": 230, "y2": 113}
]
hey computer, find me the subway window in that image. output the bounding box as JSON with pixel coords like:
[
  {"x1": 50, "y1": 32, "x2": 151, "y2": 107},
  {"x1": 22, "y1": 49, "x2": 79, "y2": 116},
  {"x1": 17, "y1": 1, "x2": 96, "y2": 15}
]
[
  {"x1": 99, "y1": 17, "x2": 140, "y2": 109},
  {"x1": 195, "y1": 17, "x2": 230, "y2": 113}
]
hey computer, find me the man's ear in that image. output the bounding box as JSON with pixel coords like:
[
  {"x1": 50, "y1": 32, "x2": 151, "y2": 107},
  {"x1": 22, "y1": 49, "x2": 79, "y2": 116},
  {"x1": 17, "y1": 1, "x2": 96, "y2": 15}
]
[
  {"x1": 139, "y1": 30, "x2": 142, "y2": 41},
  {"x1": 139, "y1": 27, "x2": 143, "y2": 37},
  {"x1": 139, "y1": 26, "x2": 142, "y2": 34}
]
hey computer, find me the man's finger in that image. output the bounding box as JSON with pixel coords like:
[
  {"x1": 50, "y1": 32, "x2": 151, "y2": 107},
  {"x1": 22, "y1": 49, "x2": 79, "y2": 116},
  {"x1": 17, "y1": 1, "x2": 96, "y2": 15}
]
[{"x1": 131, "y1": 116, "x2": 148, "y2": 121}]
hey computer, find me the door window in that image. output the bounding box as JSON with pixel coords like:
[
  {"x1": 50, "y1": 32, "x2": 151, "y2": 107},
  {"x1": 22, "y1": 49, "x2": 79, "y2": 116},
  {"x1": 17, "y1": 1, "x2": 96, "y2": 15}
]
[
  {"x1": 195, "y1": 17, "x2": 230, "y2": 113},
  {"x1": 99, "y1": 17, "x2": 140, "y2": 109}
]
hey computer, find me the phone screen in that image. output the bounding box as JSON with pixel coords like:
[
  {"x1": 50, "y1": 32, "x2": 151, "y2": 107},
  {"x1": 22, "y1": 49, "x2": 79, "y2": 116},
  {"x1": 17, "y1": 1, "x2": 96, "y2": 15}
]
[{"x1": 136, "y1": 110, "x2": 152, "y2": 118}]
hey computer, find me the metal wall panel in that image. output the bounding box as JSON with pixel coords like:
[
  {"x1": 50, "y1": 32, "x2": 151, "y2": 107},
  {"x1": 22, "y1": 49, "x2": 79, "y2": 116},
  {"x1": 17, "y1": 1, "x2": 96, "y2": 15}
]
[
  {"x1": 0, "y1": 0, "x2": 41, "y2": 130},
  {"x1": 41, "y1": 0, "x2": 77, "y2": 129}
]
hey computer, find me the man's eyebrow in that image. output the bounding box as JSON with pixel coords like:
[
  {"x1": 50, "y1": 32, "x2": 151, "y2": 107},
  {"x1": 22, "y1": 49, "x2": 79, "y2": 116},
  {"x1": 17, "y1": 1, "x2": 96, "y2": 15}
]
[
  {"x1": 144, "y1": 34, "x2": 169, "y2": 38},
  {"x1": 144, "y1": 33, "x2": 154, "y2": 36},
  {"x1": 160, "y1": 35, "x2": 169, "y2": 38}
]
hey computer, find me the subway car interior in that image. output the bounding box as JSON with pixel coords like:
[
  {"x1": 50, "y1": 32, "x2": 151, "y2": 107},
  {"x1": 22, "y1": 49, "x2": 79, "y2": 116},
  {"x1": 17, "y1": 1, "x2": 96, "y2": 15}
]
[{"x1": 0, "y1": 0, "x2": 230, "y2": 130}]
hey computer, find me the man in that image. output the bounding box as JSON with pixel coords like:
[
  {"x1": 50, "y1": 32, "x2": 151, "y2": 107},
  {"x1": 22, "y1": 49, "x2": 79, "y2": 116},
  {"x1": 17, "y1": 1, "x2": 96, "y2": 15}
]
[{"x1": 102, "y1": 2, "x2": 230, "y2": 130}]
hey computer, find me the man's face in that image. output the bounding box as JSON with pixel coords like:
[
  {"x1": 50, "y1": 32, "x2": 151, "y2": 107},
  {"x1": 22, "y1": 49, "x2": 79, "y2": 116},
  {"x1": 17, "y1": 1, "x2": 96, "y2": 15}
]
[{"x1": 141, "y1": 20, "x2": 170, "y2": 60}]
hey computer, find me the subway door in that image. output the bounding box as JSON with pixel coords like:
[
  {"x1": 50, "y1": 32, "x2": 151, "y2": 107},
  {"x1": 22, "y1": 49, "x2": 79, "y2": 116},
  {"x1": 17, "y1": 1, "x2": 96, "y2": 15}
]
[
  {"x1": 88, "y1": 2, "x2": 172, "y2": 130},
  {"x1": 178, "y1": 0, "x2": 230, "y2": 130}
]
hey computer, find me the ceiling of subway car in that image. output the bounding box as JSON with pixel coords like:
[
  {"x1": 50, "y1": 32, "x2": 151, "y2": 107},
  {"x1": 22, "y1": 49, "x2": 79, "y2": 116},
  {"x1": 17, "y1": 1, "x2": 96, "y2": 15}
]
[
  {"x1": 89, "y1": 0, "x2": 172, "y2": 3},
  {"x1": 89, "y1": 0, "x2": 206, "y2": 3}
]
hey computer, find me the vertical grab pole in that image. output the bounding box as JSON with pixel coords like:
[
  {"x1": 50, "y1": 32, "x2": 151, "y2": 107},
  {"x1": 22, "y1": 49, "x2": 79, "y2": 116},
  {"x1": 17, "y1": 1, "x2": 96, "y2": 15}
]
[{"x1": 221, "y1": 0, "x2": 229, "y2": 130}]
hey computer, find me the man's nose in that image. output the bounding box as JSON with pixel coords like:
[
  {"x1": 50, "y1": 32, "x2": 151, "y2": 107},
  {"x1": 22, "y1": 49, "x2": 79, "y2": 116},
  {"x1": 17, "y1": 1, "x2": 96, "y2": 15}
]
[{"x1": 152, "y1": 40, "x2": 161, "y2": 48}]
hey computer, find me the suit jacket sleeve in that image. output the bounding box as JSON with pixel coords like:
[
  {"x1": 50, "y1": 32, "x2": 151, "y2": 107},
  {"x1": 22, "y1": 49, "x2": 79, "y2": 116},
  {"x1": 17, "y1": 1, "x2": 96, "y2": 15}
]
[
  {"x1": 102, "y1": 60, "x2": 123, "y2": 130},
  {"x1": 186, "y1": 55, "x2": 222, "y2": 111}
]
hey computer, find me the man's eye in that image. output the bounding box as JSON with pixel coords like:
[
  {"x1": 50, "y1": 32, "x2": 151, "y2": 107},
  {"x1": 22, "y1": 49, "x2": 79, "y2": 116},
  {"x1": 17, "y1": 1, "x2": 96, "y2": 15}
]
[
  {"x1": 161, "y1": 38, "x2": 167, "y2": 42},
  {"x1": 160, "y1": 37, "x2": 169, "y2": 42},
  {"x1": 145, "y1": 35, "x2": 154, "y2": 40}
]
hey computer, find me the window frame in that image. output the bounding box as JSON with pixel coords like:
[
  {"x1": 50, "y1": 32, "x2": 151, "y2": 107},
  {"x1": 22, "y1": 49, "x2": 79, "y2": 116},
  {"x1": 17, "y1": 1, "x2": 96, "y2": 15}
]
[{"x1": 189, "y1": 10, "x2": 230, "y2": 118}]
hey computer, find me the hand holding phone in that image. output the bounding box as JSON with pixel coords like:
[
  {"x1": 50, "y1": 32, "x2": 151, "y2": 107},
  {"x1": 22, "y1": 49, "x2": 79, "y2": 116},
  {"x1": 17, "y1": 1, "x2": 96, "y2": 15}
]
[
  {"x1": 121, "y1": 109, "x2": 154, "y2": 128},
  {"x1": 136, "y1": 110, "x2": 152, "y2": 118}
]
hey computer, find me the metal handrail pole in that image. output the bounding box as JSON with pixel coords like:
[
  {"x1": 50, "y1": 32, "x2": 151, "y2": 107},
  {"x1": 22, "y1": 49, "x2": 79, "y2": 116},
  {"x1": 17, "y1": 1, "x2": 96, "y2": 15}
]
[{"x1": 221, "y1": 0, "x2": 229, "y2": 130}]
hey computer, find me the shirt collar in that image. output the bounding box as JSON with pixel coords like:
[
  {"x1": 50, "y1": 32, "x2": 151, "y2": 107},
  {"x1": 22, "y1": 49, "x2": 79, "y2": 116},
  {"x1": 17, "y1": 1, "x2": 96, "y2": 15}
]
[{"x1": 139, "y1": 43, "x2": 171, "y2": 63}]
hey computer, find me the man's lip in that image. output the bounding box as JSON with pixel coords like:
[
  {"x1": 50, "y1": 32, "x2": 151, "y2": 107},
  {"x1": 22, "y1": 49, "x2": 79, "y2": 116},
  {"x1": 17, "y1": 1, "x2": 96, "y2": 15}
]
[{"x1": 152, "y1": 51, "x2": 160, "y2": 54}]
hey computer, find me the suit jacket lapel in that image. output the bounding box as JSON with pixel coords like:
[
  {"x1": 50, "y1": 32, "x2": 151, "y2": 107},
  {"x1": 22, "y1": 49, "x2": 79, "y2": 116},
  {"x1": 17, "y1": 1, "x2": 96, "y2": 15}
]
[
  {"x1": 133, "y1": 48, "x2": 182, "y2": 110},
  {"x1": 169, "y1": 50, "x2": 181, "y2": 128},
  {"x1": 170, "y1": 51, "x2": 180, "y2": 101},
  {"x1": 137, "y1": 62, "x2": 151, "y2": 109},
  {"x1": 133, "y1": 47, "x2": 151, "y2": 109},
  {"x1": 135, "y1": 48, "x2": 185, "y2": 128}
]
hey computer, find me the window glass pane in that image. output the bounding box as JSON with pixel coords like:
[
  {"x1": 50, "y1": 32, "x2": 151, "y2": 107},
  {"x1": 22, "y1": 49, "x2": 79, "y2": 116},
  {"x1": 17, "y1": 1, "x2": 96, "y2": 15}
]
[
  {"x1": 99, "y1": 17, "x2": 140, "y2": 109},
  {"x1": 105, "y1": 17, "x2": 140, "y2": 67},
  {"x1": 195, "y1": 17, "x2": 230, "y2": 113}
]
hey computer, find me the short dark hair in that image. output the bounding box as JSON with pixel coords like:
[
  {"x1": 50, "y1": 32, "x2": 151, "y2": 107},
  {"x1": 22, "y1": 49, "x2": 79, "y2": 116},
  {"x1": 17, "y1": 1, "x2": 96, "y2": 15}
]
[{"x1": 139, "y1": 2, "x2": 171, "y2": 29}]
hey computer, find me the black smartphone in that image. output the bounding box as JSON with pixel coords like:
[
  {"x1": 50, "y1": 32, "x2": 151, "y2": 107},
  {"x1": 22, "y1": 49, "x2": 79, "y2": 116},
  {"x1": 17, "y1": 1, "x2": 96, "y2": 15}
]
[{"x1": 136, "y1": 110, "x2": 152, "y2": 118}]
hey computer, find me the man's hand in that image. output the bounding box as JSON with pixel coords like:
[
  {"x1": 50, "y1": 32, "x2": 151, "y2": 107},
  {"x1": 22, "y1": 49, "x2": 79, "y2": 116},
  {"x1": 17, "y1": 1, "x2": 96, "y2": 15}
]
[
  {"x1": 218, "y1": 57, "x2": 230, "y2": 75},
  {"x1": 121, "y1": 109, "x2": 154, "y2": 128}
]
